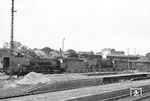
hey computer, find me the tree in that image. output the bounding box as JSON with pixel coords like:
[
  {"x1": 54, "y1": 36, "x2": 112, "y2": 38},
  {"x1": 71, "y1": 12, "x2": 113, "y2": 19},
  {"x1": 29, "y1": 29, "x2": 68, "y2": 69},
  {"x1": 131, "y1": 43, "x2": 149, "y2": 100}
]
[
  {"x1": 13, "y1": 41, "x2": 22, "y2": 51},
  {"x1": 20, "y1": 45, "x2": 28, "y2": 53},
  {"x1": 2, "y1": 41, "x2": 30, "y2": 54},
  {"x1": 3, "y1": 41, "x2": 22, "y2": 51},
  {"x1": 3, "y1": 42, "x2": 10, "y2": 49},
  {"x1": 90, "y1": 51, "x2": 95, "y2": 55},
  {"x1": 66, "y1": 49, "x2": 78, "y2": 58},
  {"x1": 67, "y1": 49, "x2": 77, "y2": 54}
]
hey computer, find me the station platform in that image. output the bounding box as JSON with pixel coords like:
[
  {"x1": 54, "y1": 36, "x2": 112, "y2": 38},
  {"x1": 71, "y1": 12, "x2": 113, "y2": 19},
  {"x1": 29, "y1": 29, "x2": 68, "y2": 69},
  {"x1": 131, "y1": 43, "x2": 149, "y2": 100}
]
[
  {"x1": 87, "y1": 71, "x2": 150, "y2": 78},
  {"x1": 98, "y1": 72, "x2": 150, "y2": 84},
  {"x1": 27, "y1": 72, "x2": 150, "y2": 93}
]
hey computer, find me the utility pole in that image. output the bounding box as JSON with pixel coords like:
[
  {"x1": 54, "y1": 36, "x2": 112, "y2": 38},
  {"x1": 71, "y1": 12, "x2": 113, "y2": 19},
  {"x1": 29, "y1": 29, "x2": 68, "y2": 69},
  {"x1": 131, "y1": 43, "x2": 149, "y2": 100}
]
[
  {"x1": 127, "y1": 48, "x2": 130, "y2": 72},
  {"x1": 10, "y1": 0, "x2": 16, "y2": 77},
  {"x1": 134, "y1": 48, "x2": 136, "y2": 55},
  {"x1": 10, "y1": 0, "x2": 16, "y2": 56},
  {"x1": 62, "y1": 38, "x2": 65, "y2": 51}
]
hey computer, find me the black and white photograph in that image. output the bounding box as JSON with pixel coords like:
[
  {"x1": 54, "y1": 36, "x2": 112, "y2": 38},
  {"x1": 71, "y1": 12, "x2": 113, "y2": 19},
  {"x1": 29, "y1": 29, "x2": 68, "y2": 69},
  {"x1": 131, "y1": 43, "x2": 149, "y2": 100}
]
[{"x1": 0, "y1": 0, "x2": 150, "y2": 101}]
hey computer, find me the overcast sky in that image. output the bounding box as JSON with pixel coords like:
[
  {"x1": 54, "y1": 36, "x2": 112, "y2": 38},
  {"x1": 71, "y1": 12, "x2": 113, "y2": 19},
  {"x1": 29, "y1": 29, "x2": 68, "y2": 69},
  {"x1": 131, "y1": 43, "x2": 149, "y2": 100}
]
[{"x1": 0, "y1": 0, "x2": 150, "y2": 55}]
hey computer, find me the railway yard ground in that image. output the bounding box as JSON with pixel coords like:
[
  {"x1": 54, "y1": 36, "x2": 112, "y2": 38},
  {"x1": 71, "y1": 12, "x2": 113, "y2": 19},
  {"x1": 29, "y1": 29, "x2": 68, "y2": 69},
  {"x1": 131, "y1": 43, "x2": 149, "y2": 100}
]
[{"x1": 1, "y1": 72, "x2": 150, "y2": 101}]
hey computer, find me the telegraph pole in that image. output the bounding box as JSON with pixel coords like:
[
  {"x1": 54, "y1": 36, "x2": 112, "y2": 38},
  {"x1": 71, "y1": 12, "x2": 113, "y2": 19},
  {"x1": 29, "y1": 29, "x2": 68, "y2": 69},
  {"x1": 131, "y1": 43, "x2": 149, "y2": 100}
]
[
  {"x1": 134, "y1": 48, "x2": 136, "y2": 55},
  {"x1": 62, "y1": 38, "x2": 65, "y2": 51},
  {"x1": 10, "y1": 0, "x2": 16, "y2": 55},
  {"x1": 127, "y1": 48, "x2": 130, "y2": 72},
  {"x1": 10, "y1": 0, "x2": 16, "y2": 77}
]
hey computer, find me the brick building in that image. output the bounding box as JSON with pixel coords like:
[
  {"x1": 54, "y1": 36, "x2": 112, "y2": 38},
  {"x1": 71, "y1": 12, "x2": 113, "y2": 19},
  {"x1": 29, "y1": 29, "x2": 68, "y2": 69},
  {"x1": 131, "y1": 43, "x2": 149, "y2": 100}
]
[{"x1": 101, "y1": 48, "x2": 125, "y2": 58}]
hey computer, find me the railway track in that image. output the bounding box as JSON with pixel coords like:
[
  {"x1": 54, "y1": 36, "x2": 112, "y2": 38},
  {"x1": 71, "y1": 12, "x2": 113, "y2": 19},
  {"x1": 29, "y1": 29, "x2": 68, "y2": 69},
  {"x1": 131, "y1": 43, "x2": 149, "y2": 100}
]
[
  {"x1": 102, "y1": 85, "x2": 150, "y2": 101},
  {"x1": 132, "y1": 94, "x2": 150, "y2": 101},
  {"x1": 1, "y1": 74, "x2": 150, "y2": 100},
  {"x1": 0, "y1": 77, "x2": 103, "y2": 100},
  {"x1": 0, "y1": 82, "x2": 82, "y2": 100},
  {"x1": 2, "y1": 83, "x2": 150, "y2": 101}
]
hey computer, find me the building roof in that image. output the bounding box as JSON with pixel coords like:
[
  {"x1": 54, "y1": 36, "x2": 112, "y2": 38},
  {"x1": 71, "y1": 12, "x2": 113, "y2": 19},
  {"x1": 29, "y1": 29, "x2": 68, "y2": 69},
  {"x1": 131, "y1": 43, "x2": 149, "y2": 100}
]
[
  {"x1": 133, "y1": 57, "x2": 150, "y2": 63},
  {"x1": 78, "y1": 51, "x2": 94, "y2": 55}
]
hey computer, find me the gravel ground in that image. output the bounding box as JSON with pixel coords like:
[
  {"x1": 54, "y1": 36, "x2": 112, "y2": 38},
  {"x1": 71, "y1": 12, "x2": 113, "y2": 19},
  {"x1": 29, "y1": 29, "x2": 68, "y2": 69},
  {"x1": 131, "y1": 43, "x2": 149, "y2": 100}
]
[
  {"x1": 0, "y1": 72, "x2": 150, "y2": 101},
  {"x1": 0, "y1": 73, "x2": 88, "y2": 98},
  {"x1": 1, "y1": 79, "x2": 150, "y2": 101}
]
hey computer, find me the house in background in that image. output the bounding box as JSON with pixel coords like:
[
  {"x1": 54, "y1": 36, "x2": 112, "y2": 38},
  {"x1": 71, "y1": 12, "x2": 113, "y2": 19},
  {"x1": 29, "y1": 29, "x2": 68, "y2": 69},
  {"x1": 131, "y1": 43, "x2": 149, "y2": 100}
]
[
  {"x1": 49, "y1": 50, "x2": 62, "y2": 59},
  {"x1": 78, "y1": 51, "x2": 95, "y2": 55},
  {"x1": 96, "y1": 52, "x2": 102, "y2": 56},
  {"x1": 61, "y1": 49, "x2": 78, "y2": 58},
  {"x1": 34, "y1": 49, "x2": 49, "y2": 58},
  {"x1": 101, "y1": 48, "x2": 125, "y2": 58},
  {"x1": 41, "y1": 47, "x2": 54, "y2": 56}
]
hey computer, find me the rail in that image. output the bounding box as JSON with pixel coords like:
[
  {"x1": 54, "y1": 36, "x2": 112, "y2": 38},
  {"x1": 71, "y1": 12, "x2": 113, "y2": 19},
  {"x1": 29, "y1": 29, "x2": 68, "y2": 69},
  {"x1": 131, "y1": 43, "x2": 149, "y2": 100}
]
[
  {"x1": 0, "y1": 72, "x2": 150, "y2": 100},
  {"x1": 102, "y1": 85, "x2": 150, "y2": 101},
  {"x1": 132, "y1": 94, "x2": 150, "y2": 101}
]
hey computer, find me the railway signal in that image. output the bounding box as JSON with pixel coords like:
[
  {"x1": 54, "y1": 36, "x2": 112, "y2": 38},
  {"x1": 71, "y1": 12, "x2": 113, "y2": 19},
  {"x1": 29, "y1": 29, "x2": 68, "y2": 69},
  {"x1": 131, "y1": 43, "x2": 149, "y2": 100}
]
[
  {"x1": 10, "y1": 0, "x2": 15, "y2": 55},
  {"x1": 10, "y1": 0, "x2": 16, "y2": 76}
]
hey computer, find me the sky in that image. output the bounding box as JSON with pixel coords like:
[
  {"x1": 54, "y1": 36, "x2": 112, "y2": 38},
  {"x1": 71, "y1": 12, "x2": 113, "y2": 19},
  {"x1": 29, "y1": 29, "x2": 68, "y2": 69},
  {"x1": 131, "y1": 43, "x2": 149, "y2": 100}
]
[{"x1": 0, "y1": 0, "x2": 150, "y2": 55}]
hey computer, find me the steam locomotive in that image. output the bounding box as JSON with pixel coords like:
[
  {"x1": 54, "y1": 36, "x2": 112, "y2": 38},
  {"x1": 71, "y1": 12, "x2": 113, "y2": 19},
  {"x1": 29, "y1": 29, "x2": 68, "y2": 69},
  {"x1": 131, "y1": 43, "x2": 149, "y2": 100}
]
[
  {"x1": 63, "y1": 56, "x2": 114, "y2": 73},
  {"x1": 2, "y1": 52, "x2": 135, "y2": 76},
  {"x1": 2, "y1": 53, "x2": 65, "y2": 75}
]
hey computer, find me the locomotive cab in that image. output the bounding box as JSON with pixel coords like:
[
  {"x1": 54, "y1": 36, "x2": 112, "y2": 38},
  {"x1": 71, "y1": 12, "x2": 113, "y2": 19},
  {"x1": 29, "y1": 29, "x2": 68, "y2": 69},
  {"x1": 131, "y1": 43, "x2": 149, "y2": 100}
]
[
  {"x1": 3, "y1": 57, "x2": 10, "y2": 71},
  {"x1": 2, "y1": 53, "x2": 30, "y2": 75}
]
